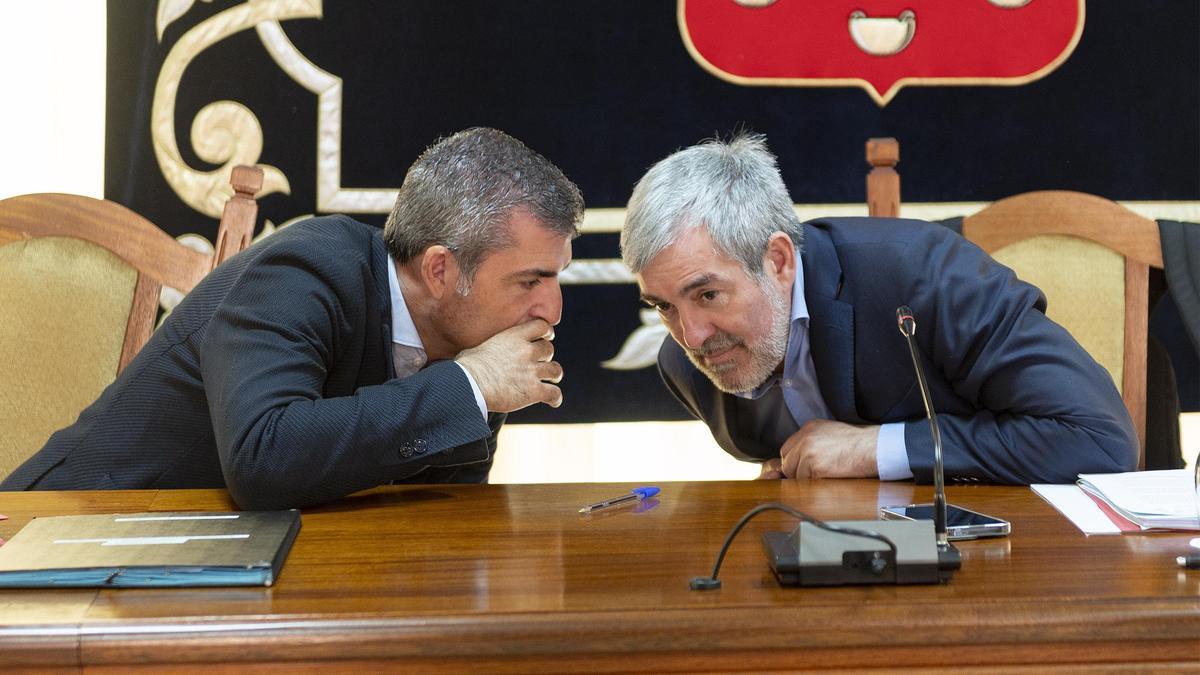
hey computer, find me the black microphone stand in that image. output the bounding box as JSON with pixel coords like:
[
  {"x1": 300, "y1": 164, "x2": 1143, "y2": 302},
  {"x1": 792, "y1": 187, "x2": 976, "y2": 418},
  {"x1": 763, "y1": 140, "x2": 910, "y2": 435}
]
[
  {"x1": 689, "y1": 308, "x2": 963, "y2": 589},
  {"x1": 896, "y1": 306, "x2": 960, "y2": 566}
]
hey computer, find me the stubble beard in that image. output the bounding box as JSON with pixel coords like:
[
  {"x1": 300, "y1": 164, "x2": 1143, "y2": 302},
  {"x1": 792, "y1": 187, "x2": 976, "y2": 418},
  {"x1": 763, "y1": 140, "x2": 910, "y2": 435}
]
[
  {"x1": 685, "y1": 280, "x2": 791, "y2": 394},
  {"x1": 433, "y1": 287, "x2": 484, "y2": 355}
]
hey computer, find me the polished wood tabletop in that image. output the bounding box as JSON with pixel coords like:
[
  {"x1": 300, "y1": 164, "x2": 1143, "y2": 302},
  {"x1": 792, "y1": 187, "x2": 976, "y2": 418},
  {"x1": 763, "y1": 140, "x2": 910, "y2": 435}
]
[{"x1": 2, "y1": 480, "x2": 1198, "y2": 672}]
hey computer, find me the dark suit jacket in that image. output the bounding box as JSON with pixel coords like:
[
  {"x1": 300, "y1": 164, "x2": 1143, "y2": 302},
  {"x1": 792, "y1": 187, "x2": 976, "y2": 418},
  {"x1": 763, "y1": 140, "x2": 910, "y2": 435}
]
[
  {"x1": 659, "y1": 218, "x2": 1138, "y2": 485},
  {"x1": 1, "y1": 216, "x2": 503, "y2": 509}
]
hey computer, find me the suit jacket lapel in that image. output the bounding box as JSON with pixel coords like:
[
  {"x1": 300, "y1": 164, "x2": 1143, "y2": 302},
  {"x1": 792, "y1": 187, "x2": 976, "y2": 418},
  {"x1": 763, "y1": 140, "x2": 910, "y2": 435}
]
[
  {"x1": 710, "y1": 373, "x2": 777, "y2": 461},
  {"x1": 802, "y1": 223, "x2": 862, "y2": 423},
  {"x1": 370, "y1": 232, "x2": 396, "y2": 378}
]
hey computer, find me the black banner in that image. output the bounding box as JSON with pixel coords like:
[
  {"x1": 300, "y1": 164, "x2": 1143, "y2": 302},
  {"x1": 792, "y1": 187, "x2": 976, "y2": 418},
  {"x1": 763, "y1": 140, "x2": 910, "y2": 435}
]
[{"x1": 106, "y1": 1, "x2": 1200, "y2": 422}]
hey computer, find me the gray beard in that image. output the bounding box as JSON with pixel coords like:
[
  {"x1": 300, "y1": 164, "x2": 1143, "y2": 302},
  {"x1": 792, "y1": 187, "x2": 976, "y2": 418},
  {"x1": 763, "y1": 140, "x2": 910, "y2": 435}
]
[{"x1": 686, "y1": 280, "x2": 791, "y2": 394}]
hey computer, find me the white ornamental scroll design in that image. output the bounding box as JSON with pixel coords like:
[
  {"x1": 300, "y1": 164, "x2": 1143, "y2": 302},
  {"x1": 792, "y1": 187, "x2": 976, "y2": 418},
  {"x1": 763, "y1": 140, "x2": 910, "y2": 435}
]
[
  {"x1": 153, "y1": 0, "x2": 660, "y2": 370},
  {"x1": 601, "y1": 309, "x2": 669, "y2": 371},
  {"x1": 151, "y1": 0, "x2": 318, "y2": 217},
  {"x1": 253, "y1": 18, "x2": 397, "y2": 212},
  {"x1": 558, "y1": 261, "x2": 667, "y2": 370}
]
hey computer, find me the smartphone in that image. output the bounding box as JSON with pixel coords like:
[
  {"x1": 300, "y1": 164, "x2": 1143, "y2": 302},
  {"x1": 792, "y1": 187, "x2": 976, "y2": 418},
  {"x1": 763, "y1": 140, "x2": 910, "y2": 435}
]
[{"x1": 879, "y1": 503, "x2": 1011, "y2": 540}]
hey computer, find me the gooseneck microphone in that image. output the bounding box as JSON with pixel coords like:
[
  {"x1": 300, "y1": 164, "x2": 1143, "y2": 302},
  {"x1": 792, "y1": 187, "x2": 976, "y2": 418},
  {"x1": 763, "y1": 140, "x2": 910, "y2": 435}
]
[
  {"x1": 690, "y1": 306, "x2": 961, "y2": 589},
  {"x1": 895, "y1": 306, "x2": 948, "y2": 548}
]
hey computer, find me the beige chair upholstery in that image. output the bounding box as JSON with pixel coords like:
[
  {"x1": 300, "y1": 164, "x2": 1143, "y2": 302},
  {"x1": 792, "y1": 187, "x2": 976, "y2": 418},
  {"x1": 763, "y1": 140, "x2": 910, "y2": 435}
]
[
  {"x1": 865, "y1": 138, "x2": 1163, "y2": 467},
  {"x1": 0, "y1": 165, "x2": 263, "y2": 480},
  {"x1": 991, "y1": 235, "x2": 1125, "y2": 392},
  {"x1": 959, "y1": 191, "x2": 1163, "y2": 468},
  {"x1": 0, "y1": 238, "x2": 136, "y2": 472}
]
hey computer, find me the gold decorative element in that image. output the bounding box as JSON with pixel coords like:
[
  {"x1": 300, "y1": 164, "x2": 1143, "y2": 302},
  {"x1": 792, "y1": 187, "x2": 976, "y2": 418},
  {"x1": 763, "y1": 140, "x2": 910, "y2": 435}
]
[
  {"x1": 151, "y1": 0, "x2": 319, "y2": 217},
  {"x1": 156, "y1": 0, "x2": 213, "y2": 42},
  {"x1": 848, "y1": 10, "x2": 916, "y2": 57},
  {"x1": 560, "y1": 260, "x2": 634, "y2": 285},
  {"x1": 255, "y1": 20, "x2": 398, "y2": 212},
  {"x1": 602, "y1": 309, "x2": 668, "y2": 371}
]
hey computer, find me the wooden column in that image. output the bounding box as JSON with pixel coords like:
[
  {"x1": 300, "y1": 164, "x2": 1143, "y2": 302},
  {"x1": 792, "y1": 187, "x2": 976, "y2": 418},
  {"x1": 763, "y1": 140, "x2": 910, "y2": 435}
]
[
  {"x1": 211, "y1": 164, "x2": 264, "y2": 271},
  {"x1": 866, "y1": 137, "x2": 900, "y2": 218}
]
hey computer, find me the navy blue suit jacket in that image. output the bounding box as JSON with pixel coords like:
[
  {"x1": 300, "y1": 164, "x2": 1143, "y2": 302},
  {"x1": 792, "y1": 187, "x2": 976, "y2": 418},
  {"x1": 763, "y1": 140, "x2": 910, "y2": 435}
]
[
  {"x1": 1, "y1": 216, "x2": 502, "y2": 509},
  {"x1": 659, "y1": 218, "x2": 1138, "y2": 484}
]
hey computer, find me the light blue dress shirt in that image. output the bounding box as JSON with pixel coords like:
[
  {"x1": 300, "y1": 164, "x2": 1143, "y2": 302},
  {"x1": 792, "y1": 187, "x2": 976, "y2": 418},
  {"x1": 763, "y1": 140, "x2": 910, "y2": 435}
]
[
  {"x1": 388, "y1": 256, "x2": 489, "y2": 420},
  {"x1": 735, "y1": 253, "x2": 912, "y2": 480}
]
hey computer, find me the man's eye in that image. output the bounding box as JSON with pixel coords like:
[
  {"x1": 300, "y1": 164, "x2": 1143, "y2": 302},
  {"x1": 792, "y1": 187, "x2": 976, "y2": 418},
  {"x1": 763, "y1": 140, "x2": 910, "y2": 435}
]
[
  {"x1": 654, "y1": 302, "x2": 673, "y2": 313},
  {"x1": 700, "y1": 290, "x2": 719, "y2": 302},
  {"x1": 522, "y1": 279, "x2": 541, "y2": 289}
]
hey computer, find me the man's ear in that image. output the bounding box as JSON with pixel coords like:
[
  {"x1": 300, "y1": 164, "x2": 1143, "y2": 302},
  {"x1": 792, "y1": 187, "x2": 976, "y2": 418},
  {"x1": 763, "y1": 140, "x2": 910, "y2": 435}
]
[
  {"x1": 419, "y1": 245, "x2": 458, "y2": 300},
  {"x1": 763, "y1": 232, "x2": 796, "y2": 285}
]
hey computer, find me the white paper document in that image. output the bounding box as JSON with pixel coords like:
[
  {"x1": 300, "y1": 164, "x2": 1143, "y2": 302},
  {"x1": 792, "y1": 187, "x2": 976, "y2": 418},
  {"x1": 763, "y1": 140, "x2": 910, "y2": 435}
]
[
  {"x1": 1030, "y1": 484, "x2": 1123, "y2": 535},
  {"x1": 1033, "y1": 469, "x2": 1200, "y2": 535},
  {"x1": 1077, "y1": 469, "x2": 1199, "y2": 530}
]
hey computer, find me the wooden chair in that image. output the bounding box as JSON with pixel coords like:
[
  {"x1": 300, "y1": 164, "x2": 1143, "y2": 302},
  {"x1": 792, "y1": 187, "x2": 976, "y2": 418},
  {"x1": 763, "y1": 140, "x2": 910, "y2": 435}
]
[
  {"x1": 0, "y1": 165, "x2": 263, "y2": 479},
  {"x1": 865, "y1": 139, "x2": 1161, "y2": 467},
  {"x1": 865, "y1": 137, "x2": 901, "y2": 218}
]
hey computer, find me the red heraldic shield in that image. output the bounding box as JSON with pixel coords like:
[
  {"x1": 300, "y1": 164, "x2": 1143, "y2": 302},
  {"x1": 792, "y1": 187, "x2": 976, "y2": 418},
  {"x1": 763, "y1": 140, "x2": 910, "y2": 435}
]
[{"x1": 679, "y1": 0, "x2": 1085, "y2": 105}]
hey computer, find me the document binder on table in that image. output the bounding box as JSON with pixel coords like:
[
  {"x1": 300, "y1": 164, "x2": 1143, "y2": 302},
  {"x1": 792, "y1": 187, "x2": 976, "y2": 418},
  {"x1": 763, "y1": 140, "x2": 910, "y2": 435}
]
[
  {"x1": 0, "y1": 511, "x2": 301, "y2": 588},
  {"x1": 1076, "y1": 470, "x2": 1200, "y2": 531}
]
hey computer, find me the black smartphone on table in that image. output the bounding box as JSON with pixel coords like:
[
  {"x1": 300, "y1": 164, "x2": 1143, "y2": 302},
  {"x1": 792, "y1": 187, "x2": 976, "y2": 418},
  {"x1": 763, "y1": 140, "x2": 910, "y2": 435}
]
[{"x1": 879, "y1": 503, "x2": 1011, "y2": 540}]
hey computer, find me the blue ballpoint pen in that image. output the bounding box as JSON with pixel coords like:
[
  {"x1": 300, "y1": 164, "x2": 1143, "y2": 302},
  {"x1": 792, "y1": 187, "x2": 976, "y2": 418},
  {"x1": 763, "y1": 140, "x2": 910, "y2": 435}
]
[{"x1": 579, "y1": 486, "x2": 660, "y2": 514}]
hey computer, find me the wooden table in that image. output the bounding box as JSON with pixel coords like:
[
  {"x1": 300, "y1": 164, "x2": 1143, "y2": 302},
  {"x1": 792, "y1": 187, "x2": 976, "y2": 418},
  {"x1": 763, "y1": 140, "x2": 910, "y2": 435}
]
[{"x1": 2, "y1": 480, "x2": 1198, "y2": 672}]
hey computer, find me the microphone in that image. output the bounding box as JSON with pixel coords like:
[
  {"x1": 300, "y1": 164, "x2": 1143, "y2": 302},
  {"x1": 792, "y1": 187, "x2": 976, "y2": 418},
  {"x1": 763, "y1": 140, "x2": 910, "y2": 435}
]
[
  {"x1": 895, "y1": 305, "x2": 947, "y2": 548},
  {"x1": 757, "y1": 306, "x2": 961, "y2": 586},
  {"x1": 696, "y1": 306, "x2": 961, "y2": 589},
  {"x1": 896, "y1": 306, "x2": 960, "y2": 568}
]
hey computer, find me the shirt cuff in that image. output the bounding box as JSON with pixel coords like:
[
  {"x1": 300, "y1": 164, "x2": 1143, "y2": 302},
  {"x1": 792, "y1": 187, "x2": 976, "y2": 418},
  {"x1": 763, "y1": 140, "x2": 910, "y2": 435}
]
[
  {"x1": 876, "y1": 422, "x2": 913, "y2": 481},
  {"x1": 454, "y1": 362, "x2": 489, "y2": 421}
]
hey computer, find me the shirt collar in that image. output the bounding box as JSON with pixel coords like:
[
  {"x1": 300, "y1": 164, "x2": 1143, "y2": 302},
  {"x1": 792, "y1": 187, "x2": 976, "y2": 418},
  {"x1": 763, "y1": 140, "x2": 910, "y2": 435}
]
[
  {"x1": 789, "y1": 249, "x2": 809, "y2": 325},
  {"x1": 387, "y1": 255, "x2": 424, "y2": 349},
  {"x1": 736, "y1": 250, "x2": 807, "y2": 399},
  {"x1": 780, "y1": 250, "x2": 810, "y2": 375}
]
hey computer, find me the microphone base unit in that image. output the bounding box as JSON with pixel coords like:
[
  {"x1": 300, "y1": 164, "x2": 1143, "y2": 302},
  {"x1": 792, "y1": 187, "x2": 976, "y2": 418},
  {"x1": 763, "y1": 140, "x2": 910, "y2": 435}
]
[{"x1": 763, "y1": 519, "x2": 960, "y2": 587}]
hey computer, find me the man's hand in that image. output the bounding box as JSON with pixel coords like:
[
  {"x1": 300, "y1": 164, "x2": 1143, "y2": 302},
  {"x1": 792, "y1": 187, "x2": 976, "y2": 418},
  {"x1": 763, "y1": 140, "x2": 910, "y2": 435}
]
[
  {"x1": 779, "y1": 419, "x2": 880, "y2": 479},
  {"x1": 756, "y1": 458, "x2": 784, "y2": 480},
  {"x1": 455, "y1": 319, "x2": 564, "y2": 413}
]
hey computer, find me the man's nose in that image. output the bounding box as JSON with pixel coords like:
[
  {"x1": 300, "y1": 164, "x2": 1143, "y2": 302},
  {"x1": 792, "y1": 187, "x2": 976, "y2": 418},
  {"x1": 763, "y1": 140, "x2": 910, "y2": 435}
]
[
  {"x1": 530, "y1": 279, "x2": 563, "y2": 326},
  {"x1": 679, "y1": 308, "x2": 714, "y2": 351}
]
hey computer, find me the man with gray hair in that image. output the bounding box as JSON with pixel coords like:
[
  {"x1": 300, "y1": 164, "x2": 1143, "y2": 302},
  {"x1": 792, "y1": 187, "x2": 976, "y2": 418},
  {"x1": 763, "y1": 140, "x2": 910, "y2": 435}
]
[
  {"x1": 3, "y1": 127, "x2": 582, "y2": 508},
  {"x1": 622, "y1": 133, "x2": 1136, "y2": 484}
]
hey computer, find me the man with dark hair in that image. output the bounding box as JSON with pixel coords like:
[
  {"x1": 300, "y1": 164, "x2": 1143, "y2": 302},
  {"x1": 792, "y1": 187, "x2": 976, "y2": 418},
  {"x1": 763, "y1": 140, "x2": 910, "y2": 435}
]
[
  {"x1": 2, "y1": 127, "x2": 584, "y2": 509},
  {"x1": 621, "y1": 134, "x2": 1136, "y2": 484}
]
